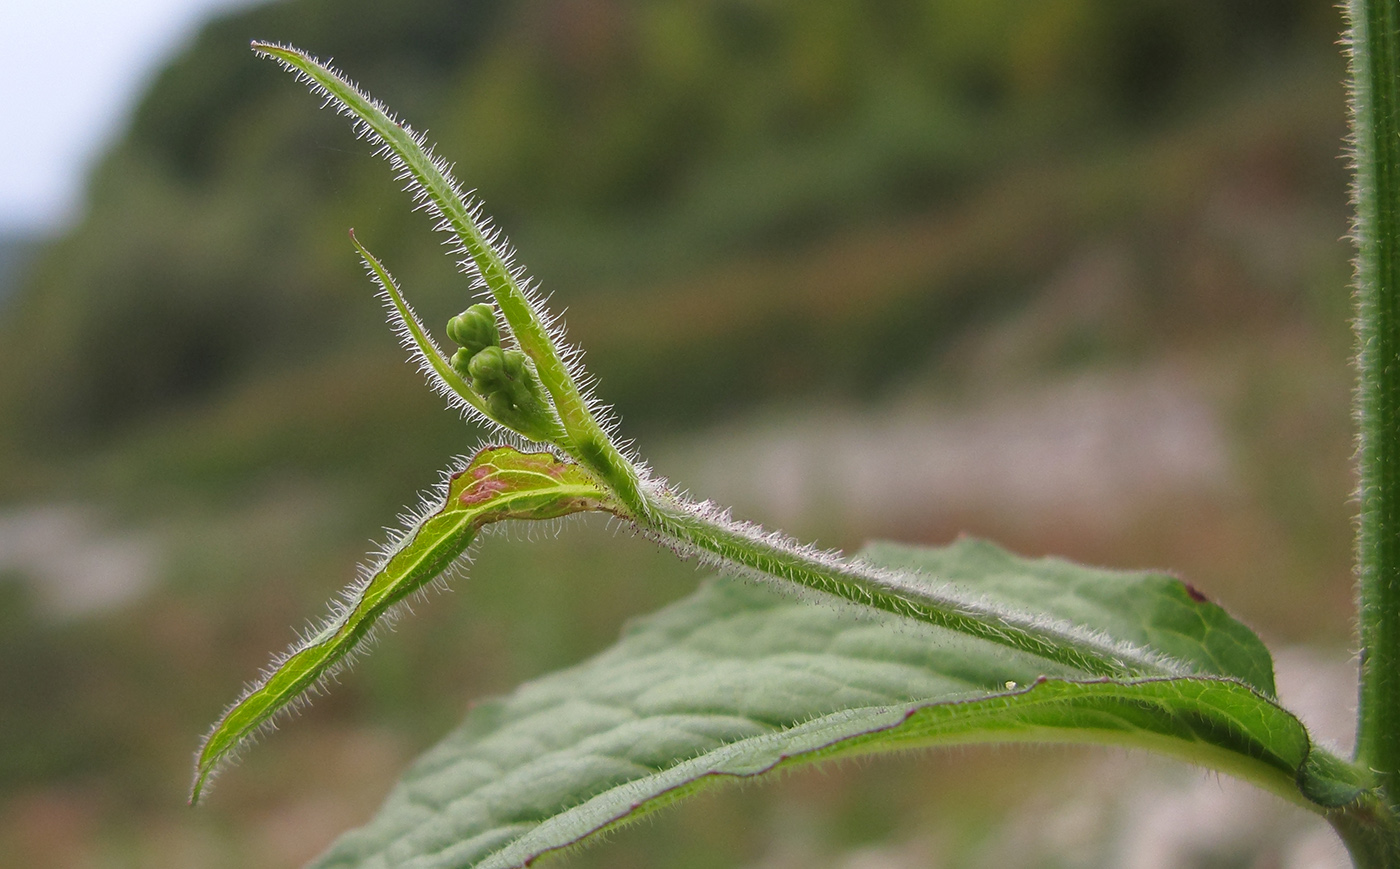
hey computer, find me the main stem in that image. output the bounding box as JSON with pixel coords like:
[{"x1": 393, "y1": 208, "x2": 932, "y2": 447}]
[
  {"x1": 1344, "y1": 0, "x2": 1400, "y2": 864},
  {"x1": 1350, "y1": 0, "x2": 1400, "y2": 813}
]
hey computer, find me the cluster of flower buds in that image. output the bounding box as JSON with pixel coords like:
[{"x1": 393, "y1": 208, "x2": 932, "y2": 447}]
[{"x1": 446, "y1": 304, "x2": 558, "y2": 439}]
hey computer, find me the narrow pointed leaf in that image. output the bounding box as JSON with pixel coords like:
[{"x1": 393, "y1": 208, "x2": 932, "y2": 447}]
[
  {"x1": 350, "y1": 230, "x2": 490, "y2": 422},
  {"x1": 251, "y1": 43, "x2": 597, "y2": 444},
  {"x1": 309, "y1": 540, "x2": 1370, "y2": 869},
  {"x1": 192, "y1": 447, "x2": 618, "y2": 803}
]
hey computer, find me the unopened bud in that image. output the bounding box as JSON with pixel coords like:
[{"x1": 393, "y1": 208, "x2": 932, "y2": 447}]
[
  {"x1": 464, "y1": 345, "x2": 561, "y2": 442},
  {"x1": 446, "y1": 304, "x2": 499, "y2": 356},
  {"x1": 501, "y1": 349, "x2": 528, "y2": 382},
  {"x1": 467, "y1": 345, "x2": 507, "y2": 392},
  {"x1": 450, "y1": 347, "x2": 475, "y2": 379}
]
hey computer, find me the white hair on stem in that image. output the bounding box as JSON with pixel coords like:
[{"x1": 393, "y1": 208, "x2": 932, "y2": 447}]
[
  {"x1": 253, "y1": 43, "x2": 621, "y2": 457},
  {"x1": 634, "y1": 483, "x2": 1192, "y2": 681}
]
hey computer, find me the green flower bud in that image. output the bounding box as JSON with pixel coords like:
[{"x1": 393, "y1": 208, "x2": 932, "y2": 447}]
[
  {"x1": 446, "y1": 303, "x2": 500, "y2": 356},
  {"x1": 464, "y1": 345, "x2": 562, "y2": 442},
  {"x1": 467, "y1": 345, "x2": 507, "y2": 393},
  {"x1": 449, "y1": 347, "x2": 475, "y2": 379},
  {"x1": 501, "y1": 349, "x2": 528, "y2": 383}
]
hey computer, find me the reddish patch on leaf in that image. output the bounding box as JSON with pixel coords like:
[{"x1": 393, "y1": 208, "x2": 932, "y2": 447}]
[
  {"x1": 1183, "y1": 582, "x2": 1209, "y2": 603},
  {"x1": 460, "y1": 478, "x2": 509, "y2": 506}
]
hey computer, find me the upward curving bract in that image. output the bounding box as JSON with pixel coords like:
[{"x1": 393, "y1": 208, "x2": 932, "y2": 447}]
[{"x1": 190, "y1": 447, "x2": 620, "y2": 803}]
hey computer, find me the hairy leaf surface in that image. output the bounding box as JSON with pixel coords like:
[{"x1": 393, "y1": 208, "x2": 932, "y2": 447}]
[
  {"x1": 862, "y1": 540, "x2": 1276, "y2": 692},
  {"x1": 192, "y1": 447, "x2": 617, "y2": 802},
  {"x1": 310, "y1": 539, "x2": 1361, "y2": 868}
]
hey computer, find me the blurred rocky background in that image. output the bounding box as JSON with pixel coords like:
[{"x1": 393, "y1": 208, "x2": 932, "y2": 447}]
[{"x1": 0, "y1": 1, "x2": 1364, "y2": 866}]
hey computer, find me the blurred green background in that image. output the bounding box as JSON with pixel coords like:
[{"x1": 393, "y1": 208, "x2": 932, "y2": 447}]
[{"x1": 0, "y1": 0, "x2": 1366, "y2": 866}]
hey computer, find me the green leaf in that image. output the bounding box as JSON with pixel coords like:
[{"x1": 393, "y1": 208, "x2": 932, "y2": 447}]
[
  {"x1": 863, "y1": 539, "x2": 1277, "y2": 693},
  {"x1": 191, "y1": 447, "x2": 618, "y2": 804},
  {"x1": 349, "y1": 230, "x2": 491, "y2": 425},
  {"x1": 308, "y1": 539, "x2": 1368, "y2": 868}
]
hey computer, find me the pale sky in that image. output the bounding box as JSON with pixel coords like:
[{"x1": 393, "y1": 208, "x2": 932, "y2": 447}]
[{"x1": 0, "y1": 0, "x2": 267, "y2": 234}]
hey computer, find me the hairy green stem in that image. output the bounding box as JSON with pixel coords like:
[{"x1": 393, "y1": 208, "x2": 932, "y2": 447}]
[
  {"x1": 643, "y1": 492, "x2": 1182, "y2": 680},
  {"x1": 1333, "y1": 792, "x2": 1400, "y2": 869},
  {"x1": 1349, "y1": 0, "x2": 1400, "y2": 829}
]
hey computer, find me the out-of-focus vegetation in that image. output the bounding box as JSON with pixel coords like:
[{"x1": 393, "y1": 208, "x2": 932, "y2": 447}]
[{"x1": 0, "y1": 1, "x2": 1363, "y2": 866}]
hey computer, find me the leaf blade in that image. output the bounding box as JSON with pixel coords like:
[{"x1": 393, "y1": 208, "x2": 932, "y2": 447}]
[
  {"x1": 349, "y1": 230, "x2": 491, "y2": 422},
  {"x1": 191, "y1": 447, "x2": 617, "y2": 803},
  {"x1": 864, "y1": 539, "x2": 1277, "y2": 692},
  {"x1": 309, "y1": 540, "x2": 1366, "y2": 868}
]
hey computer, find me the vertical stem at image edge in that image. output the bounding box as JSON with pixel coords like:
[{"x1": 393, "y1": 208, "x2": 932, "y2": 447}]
[
  {"x1": 1345, "y1": 0, "x2": 1400, "y2": 864},
  {"x1": 1350, "y1": 0, "x2": 1400, "y2": 798}
]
